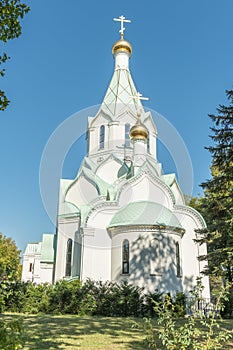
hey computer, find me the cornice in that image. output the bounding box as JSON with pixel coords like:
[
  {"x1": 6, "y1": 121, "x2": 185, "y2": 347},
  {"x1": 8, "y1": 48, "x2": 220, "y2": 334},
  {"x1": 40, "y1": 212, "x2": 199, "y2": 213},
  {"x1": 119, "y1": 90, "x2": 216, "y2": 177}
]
[{"x1": 107, "y1": 224, "x2": 184, "y2": 238}]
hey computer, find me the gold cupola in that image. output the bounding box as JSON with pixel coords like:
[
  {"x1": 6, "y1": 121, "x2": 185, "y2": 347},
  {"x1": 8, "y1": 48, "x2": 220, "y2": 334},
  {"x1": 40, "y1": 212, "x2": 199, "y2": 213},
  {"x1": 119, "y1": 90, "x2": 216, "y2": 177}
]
[
  {"x1": 130, "y1": 114, "x2": 148, "y2": 141},
  {"x1": 112, "y1": 36, "x2": 132, "y2": 57}
]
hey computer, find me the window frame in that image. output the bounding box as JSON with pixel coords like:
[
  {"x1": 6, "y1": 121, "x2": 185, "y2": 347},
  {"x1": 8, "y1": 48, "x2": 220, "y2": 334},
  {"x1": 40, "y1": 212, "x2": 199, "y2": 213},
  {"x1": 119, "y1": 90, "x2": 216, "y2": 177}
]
[
  {"x1": 99, "y1": 125, "x2": 105, "y2": 149},
  {"x1": 122, "y1": 239, "x2": 129, "y2": 274},
  {"x1": 65, "y1": 238, "x2": 73, "y2": 277}
]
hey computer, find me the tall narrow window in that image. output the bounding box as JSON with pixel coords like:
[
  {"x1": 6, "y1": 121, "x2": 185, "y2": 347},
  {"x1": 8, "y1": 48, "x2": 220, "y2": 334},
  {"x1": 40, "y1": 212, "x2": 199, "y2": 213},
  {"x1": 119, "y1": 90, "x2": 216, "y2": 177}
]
[
  {"x1": 29, "y1": 263, "x2": 33, "y2": 272},
  {"x1": 65, "y1": 239, "x2": 73, "y2": 277},
  {"x1": 86, "y1": 129, "x2": 90, "y2": 154},
  {"x1": 147, "y1": 134, "x2": 150, "y2": 153},
  {"x1": 176, "y1": 242, "x2": 181, "y2": 277},
  {"x1": 125, "y1": 123, "x2": 131, "y2": 148},
  {"x1": 122, "y1": 239, "x2": 129, "y2": 274},
  {"x1": 99, "y1": 125, "x2": 105, "y2": 149}
]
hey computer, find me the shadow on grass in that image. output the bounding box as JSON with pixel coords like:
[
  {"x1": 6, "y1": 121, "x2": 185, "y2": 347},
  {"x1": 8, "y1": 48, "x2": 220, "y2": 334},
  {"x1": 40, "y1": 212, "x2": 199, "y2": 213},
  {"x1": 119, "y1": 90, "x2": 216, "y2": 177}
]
[
  {"x1": 1, "y1": 314, "x2": 232, "y2": 349},
  {"x1": 1, "y1": 313, "x2": 150, "y2": 349}
]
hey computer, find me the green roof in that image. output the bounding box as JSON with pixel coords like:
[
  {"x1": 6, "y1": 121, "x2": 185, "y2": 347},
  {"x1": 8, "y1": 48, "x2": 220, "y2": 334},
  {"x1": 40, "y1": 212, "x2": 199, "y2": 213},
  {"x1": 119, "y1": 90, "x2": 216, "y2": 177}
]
[
  {"x1": 108, "y1": 201, "x2": 183, "y2": 230},
  {"x1": 40, "y1": 234, "x2": 55, "y2": 263},
  {"x1": 59, "y1": 201, "x2": 80, "y2": 217}
]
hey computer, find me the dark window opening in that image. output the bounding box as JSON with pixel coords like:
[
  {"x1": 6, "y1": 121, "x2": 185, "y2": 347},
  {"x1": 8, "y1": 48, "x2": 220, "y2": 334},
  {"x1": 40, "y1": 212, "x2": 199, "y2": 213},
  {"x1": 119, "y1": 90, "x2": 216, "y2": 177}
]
[
  {"x1": 176, "y1": 242, "x2": 181, "y2": 277},
  {"x1": 29, "y1": 263, "x2": 33, "y2": 272},
  {"x1": 122, "y1": 239, "x2": 129, "y2": 274},
  {"x1": 125, "y1": 123, "x2": 131, "y2": 148},
  {"x1": 99, "y1": 125, "x2": 105, "y2": 149},
  {"x1": 147, "y1": 134, "x2": 150, "y2": 153},
  {"x1": 65, "y1": 239, "x2": 73, "y2": 277}
]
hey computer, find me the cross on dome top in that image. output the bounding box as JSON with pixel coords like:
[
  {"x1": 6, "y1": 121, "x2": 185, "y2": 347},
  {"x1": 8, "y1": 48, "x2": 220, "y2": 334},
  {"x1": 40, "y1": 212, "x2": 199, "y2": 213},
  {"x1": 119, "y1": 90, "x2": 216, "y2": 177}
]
[{"x1": 113, "y1": 15, "x2": 131, "y2": 38}]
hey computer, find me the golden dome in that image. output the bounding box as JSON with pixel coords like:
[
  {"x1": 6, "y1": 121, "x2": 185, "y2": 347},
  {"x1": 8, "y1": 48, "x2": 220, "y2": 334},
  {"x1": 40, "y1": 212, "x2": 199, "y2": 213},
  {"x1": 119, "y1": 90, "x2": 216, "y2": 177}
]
[
  {"x1": 130, "y1": 122, "x2": 148, "y2": 141},
  {"x1": 112, "y1": 37, "x2": 132, "y2": 56}
]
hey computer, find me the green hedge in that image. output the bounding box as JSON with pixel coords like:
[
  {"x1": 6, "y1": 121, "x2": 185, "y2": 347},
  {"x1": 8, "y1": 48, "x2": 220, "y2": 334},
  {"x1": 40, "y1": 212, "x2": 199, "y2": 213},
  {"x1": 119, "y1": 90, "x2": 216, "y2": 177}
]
[{"x1": 0, "y1": 279, "x2": 187, "y2": 317}]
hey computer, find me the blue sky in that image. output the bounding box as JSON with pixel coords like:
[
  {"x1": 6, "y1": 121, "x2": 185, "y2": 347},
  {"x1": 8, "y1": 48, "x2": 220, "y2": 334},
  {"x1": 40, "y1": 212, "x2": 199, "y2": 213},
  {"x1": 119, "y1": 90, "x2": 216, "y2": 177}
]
[{"x1": 1, "y1": 0, "x2": 233, "y2": 253}]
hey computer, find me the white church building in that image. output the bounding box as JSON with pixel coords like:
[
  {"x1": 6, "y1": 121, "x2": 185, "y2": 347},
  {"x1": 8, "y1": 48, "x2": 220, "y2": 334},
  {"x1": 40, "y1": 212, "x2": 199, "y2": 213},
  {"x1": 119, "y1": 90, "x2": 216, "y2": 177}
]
[{"x1": 22, "y1": 17, "x2": 210, "y2": 298}]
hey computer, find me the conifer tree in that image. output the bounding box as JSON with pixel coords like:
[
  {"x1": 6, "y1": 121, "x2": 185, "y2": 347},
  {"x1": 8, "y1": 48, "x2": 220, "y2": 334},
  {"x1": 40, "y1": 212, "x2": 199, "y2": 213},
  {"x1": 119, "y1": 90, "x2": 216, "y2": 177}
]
[{"x1": 197, "y1": 90, "x2": 233, "y2": 284}]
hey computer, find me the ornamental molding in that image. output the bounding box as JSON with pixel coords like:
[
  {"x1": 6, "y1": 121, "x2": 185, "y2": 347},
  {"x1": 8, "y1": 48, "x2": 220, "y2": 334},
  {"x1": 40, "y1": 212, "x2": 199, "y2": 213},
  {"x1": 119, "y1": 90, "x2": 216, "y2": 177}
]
[
  {"x1": 116, "y1": 166, "x2": 176, "y2": 206},
  {"x1": 107, "y1": 224, "x2": 184, "y2": 238},
  {"x1": 95, "y1": 152, "x2": 123, "y2": 173},
  {"x1": 90, "y1": 108, "x2": 113, "y2": 127},
  {"x1": 85, "y1": 201, "x2": 119, "y2": 225},
  {"x1": 58, "y1": 216, "x2": 80, "y2": 225},
  {"x1": 174, "y1": 205, "x2": 206, "y2": 228}
]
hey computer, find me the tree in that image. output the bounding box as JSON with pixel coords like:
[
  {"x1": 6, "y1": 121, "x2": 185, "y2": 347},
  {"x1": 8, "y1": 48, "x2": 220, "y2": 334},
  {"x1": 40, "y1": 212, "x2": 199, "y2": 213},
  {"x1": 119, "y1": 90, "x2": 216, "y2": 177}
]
[
  {"x1": 0, "y1": 0, "x2": 30, "y2": 110},
  {"x1": 196, "y1": 90, "x2": 233, "y2": 284},
  {"x1": 0, "y1": 232, "x2": 21, "y2": 282}
]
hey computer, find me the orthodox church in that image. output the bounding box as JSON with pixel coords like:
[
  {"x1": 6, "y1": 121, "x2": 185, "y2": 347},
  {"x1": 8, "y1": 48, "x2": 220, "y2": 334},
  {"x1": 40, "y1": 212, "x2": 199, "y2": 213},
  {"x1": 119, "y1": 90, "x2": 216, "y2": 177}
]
[{"x1": 22, "y1": 17, "x2": 210, "y2": 298}]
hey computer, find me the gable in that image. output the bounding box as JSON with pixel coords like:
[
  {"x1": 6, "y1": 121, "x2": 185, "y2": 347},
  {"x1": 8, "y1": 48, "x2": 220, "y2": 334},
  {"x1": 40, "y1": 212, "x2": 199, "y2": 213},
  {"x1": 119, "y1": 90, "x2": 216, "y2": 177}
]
[
  {"x1": 96, "y1": 156, "x2": 123, "y2": 184},
  {"x1": 65, "y1": 175, "x2": 99, "y2": 207},
  {"x1": 117, "y1": 172, "x2": 174, "y2": 210}
]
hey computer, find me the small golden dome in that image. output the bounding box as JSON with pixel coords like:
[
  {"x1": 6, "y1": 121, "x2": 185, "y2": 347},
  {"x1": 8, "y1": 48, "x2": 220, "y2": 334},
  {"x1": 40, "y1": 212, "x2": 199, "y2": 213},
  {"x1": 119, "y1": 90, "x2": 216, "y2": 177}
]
[
  {"x1": 130, "y1": 122, "x2": 148, "y2": 141},
  {"x1": 112, "y1": 37, "x2": 132, "y2": 56}
]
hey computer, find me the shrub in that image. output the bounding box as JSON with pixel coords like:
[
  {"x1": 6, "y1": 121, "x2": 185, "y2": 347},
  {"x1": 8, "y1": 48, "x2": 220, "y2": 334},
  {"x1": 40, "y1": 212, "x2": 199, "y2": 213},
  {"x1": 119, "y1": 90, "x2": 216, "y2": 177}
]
[
  {"x1": 0, "y1": 318, "x2": 26, "y2": 349},
  {"x1": 140, "y1": 281, "x2": 232, "y2": 349}
]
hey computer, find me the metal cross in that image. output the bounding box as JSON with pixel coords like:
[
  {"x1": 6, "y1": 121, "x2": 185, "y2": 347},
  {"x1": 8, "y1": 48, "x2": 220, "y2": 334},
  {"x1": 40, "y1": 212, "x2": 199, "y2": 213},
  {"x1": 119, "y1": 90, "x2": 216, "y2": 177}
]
[
  {"x1": 113, "y1": 15, "x2": 131, "y2": 37},
  {"x1": 130, "y1": 92, "x2": 149, "y2": 105},
  {"x1": 130, "y1": 92, "x2": 149, "y2": 121}
]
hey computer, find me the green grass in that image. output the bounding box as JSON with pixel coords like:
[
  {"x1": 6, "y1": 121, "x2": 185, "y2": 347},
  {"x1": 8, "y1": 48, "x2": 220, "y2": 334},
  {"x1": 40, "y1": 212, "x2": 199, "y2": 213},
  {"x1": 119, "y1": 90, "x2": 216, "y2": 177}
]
[{"x1": 1, "y1": 313, "x2": 233, "y2": 349}]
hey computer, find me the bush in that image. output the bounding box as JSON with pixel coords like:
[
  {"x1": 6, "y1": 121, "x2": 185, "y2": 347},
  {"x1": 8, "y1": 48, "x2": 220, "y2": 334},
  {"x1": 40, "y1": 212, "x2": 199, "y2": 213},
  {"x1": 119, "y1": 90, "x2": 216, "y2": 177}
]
[
  {"x1": 140, "y1": 282, "x2": 232, "y2": 349},
  {"x1": 142, "y1": 290, "x2": 163, "y2": 317},
  {"x1": 0, "y1": 318, "x2": 25, "y2": 349}
]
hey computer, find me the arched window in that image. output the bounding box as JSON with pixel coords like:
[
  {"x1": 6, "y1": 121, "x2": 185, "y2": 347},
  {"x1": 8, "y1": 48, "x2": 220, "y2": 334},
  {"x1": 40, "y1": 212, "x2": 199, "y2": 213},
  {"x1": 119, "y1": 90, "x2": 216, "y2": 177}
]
[
  {"x1": 99, "y1": 125, "x2": 105, "y2": 149},
  {"x1": 150, "y1": 238, "x2": 161, "y2": 275},
  {"x1": 65, "y1": 239, "x2": 73, "y2": 277},
  {"x1": 176, "y1": 242, "x2": 181, "y2": 277},
  {"x1": 147, "y1": 134, "x2": 150, "y2": 153},
  {"x1": 122, "y1": 239, "x2": 129, "y2": 274},
  {"x1": 125, "y1": 123, "x2": 131, "y2": 148}
]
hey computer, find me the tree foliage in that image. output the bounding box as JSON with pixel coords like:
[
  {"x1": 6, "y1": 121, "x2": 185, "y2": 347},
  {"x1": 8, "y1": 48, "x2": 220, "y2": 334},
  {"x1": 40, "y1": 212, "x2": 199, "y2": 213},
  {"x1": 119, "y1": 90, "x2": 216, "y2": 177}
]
[
  {"x1": 0, "y1": 0, "x2": 30, "y2": 110},
  {"x1": 195, "y1": 90, "x2": 233, "y2": 284},
  {"x1": 0, "y1": 232, "x2": 21, "y2": 282}
]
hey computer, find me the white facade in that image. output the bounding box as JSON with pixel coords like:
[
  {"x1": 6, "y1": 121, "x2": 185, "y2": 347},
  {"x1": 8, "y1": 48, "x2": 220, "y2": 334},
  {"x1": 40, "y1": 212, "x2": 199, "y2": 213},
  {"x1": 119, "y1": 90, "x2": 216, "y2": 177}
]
[
  {"x1": 23, "y1": 29, "x2": 210, "y2": 299},
  {"x1": 22, "y1": 233, "x2": 54, "y2": 284}
]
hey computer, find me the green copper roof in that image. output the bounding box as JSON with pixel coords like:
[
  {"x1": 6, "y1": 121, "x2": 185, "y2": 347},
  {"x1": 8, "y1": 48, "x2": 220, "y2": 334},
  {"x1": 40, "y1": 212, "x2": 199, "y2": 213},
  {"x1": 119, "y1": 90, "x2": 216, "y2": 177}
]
[
  {"x1": 40, "y1": 234, "x2": 55, "y2": 263},
  {"x1": 59, "y1": 201, "x2": 80, "y2": 217},
  {"x1": 101, "y1": 69, "x2": 143, "y2": 119},
  {"x1": 108, "y1": 201, "x2": 183, "y2": 230}
]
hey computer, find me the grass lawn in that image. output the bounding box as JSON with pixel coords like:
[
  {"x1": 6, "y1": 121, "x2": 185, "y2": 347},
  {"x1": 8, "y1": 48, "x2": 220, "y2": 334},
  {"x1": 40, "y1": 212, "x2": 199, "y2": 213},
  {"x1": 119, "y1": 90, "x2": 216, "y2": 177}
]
[{"x1": 1, "y1": 313, "x2": 233, "y2": 349}]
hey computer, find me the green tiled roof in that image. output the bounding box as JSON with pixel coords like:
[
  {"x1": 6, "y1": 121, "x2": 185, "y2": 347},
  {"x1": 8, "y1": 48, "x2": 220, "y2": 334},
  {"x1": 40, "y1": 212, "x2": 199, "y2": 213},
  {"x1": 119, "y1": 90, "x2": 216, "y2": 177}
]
[
  {"x1": 108, "y1": 201, "x2": 183, "y2": 230},
  {"x1": 40, "y1": 234, "x2": 55, "y2": 263}
]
